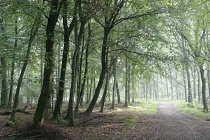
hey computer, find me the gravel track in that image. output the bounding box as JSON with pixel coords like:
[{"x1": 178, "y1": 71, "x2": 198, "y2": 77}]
[{"x1": 154, "y1": 102, "x2": 210, "y2": 140}]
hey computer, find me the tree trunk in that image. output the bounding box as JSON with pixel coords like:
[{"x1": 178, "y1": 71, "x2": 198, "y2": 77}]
[
  {"x1": 193, "y1": 67, "x2": 197, "y2": 99},
  {"x1": 182, "y1": 69, "x2": 187, "y2": 102},
  {"x1": 0, "y1": 18, "x2": 8, "y2": 107},
  {"x1": 175, "y1": 72, "x2": 179, "y2": 100},
  {"x1": 208, "y1": 69, "x2": 210, "y2": 99},
  {"x1": 100, "y1": 72, "x2": 110, "y2": 112},
  {"x1": 199, "y1": 65, "x2": 208, "y2": 112},
  {"x1": 127, "y1": 64, "x2": 131, "y2": 104},
  {"x1": 197, "y1": 67, "x2": 201, "y2": 102},
  {"x1": 75, "y1": 21, "x2": 90, "y2": 113},
  {"x1": 165, "y1": 77, "x2": 169, "y2": 99},
  {"x1": 11, "y1": 13, "x2": 41, "y2": 121},
  {"x1": 85, "y1": 27, "x2": 110, "y2": 114},
  {"x1": 186, "y1": 66, "x2": 192, "y2": 103},
  {"x1": 8, "y1": 19, "x2": 18, "y2": 108},
  {"x1": 168, "y1": 66, "x2": 174, "y2": 99},
  {"x1": 33, "y1": 0, "x2": 61, "y2": 125},
  {"x1": 111, "y1": 59, "x2": 117, "y2": 109},
  {"x1": 65, "y1": 2, "x2": 80, "y2": 126},
  {"x1": 153, "y1": 78, "x2": 158, "y2": 100},
  {"x1": 124, "y1": 57, "x2": 129, "y2": 107},
  {"x1": 1, "y1": 57, "x2": 8, "y2": 107},
  {"x1": 116, "y1": 81, "x2": 121, "y2": 104},
  {"x1": 53, "y1": 0, "x2": 75, "y2": 121}
]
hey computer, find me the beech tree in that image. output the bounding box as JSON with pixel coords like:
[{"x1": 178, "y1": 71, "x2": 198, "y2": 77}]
[{"x1": 33, "y1": 0, "x2": 63, "y2": 125}]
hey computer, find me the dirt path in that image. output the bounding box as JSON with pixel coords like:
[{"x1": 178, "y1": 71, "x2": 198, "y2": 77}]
[{"x1": 154, "y1": 102, "x2": 210, "y2": 140}]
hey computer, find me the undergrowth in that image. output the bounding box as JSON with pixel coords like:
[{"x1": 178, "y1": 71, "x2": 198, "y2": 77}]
[{"x1": 172, "y1": 100, "x2": 210, "y2": 120}]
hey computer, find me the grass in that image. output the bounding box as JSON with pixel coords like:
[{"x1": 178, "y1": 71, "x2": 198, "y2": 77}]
[
  {"x1": 101, "y1": 100, "x2": 159, "y2": 129},
  {"x1": 172, "y1": 100, "x2": 210, "y2": 120},
  {"x1": 139, "y1": 101, "x2": 159, "y2": 115},
  {"x1": 123, "y1": 123, "x2": 135, "y2": 129},
  {"x1": 115, "y1": 100, "x2": 158, "y2": 115},
  {"x1": 122, "y1": 116, "x2": 137, "y2": 124}
]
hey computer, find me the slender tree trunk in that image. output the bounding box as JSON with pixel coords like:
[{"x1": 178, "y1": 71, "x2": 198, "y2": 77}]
[
  {"x1": 186, "y1": 66, "x2": 192, "y2": 103},
  {"x1": 75, "y1": 21, "x2": 90, "y2": 113},
  {"x1": 116, "y1": 81, "x2": 121, "y2": 103},
  {"x1": 175, "y1": 72, "x2": 179, "y2": 100},
  {"x1": 197, "y1": 67, "x2": 201, "y2": 102},
  {"x1": 168, "y1": 66, "x2": 173, "y2": 99},
  {"x1": 182, "y1": 69, "x2": 187, "y2": 102},
  {"x1": 33, "y1": 0, "x2": 61, "y2": 125},
  {"x1": 164, "y1": 68, "x2": 169, "y2": 99},
  {"x1": 53, "y1": 0, "x2": 75, "y2": 121},
  {"x1": 199, "y1": 65, "x2": 208, "y2": 112},
  {"x1": 208, "y1": 69, "x2": 210, "y2": 99},
  {"x1": 100, "y1": 72, "x2": 110, "y2": 112},
  {"x1": 65, "y1": 2, "x2": 80, "y2": 126},
  {"x1": 11, "y1": 13, "x2": 41, "y2": 121},
  {"x1": 111, "y1": 59, "x2": 117, "y2": 109},
  {"x1": 0, "y1": 18, "x2": 8, "y2": 107},
  {"x1": 86, "y1": 78, "x2": 92, "y2": 104},
  {"x1": 1, "y1": 57, "x2": 8, "y2": 107},
  {"x1": 155, "y1": 76, "x2": 159, "y2": 100},
  {"x1": 153, "y1": 78, "x2": 158, "y2": 100},
  {"x1": 85, "y1": 27, "x2": 110, "y2": 114},
  {"x1": 193, "y1": 67, "x2": 197, "y2": 99},
  {"x1": 165, "y1": 77, "x2": 169, "y2": 99},
  {"x1": 11, "y1": 14, "x2": 41, "y2": 121},
  {"x1": 127, "y1": 64, "x2": 130, "y2": 104},
  {"x1": 8, "y1": 19, "x2": 18, "y2": 108},
  {"x1": 124, "y1": 57, "x2": 128, "y2": 107}
]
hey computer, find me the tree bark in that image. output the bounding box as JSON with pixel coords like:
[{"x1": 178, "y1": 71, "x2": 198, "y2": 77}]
[
  {"x1": 116, "y1": 81, "x2": 121, "y2": 104},
  {"x1": 199, "y1": 65, "x2": 208, "y2": 112},
  {"x1": 53, "y1": 0, "x2": 75, "y2": 122},
  {"x1": 100, "y1": 72, "x2": 110, "y2": 112},
  {"x1": 65, "y1": 2, "x2": 80, "y2": 126},
  {"x1": 33, "y1": 0, "x2": 61, "y2": 125},
  {"x1": 197, "y1": 67, "x2": 201, "y2": 102},
  {"x1": 111, "y1": 59, "x2": 117, "y2": 109},
  {"x1": 8, "y1": 19, "x2": 18, "y2": 108},
  {"x1": 186, "y1": 66, "x2": 192, "y2": 103},
  {"x1": 1, "y1": 57, "x2": 8, "y2": 107},
  {"x1": 182, "y1": 69, "x2": 187, "y2": 102},
  {"x1": 0, "y1": 18, "x2": 8, "y2": 107},
  {"x1": 208, "y1": 69, "x2": 210, "y2": 99},
  {"x1": 65, "y1": 0, "x2": 88, "y2": 126},
  {"x1": 85, "y1": 27, "x2": 110, "y2": 114},
  {"x1": 124, "y1": 57, "x2": 128, "y2": 107},
  {"x1": 11, "y1": 13, "x2": 41, "y2": 121},
  {"x1": 127, "y1": 64, "x2": 131, "y2": 104},
  {"x1": 75, "y1": 20, "x2": 90, "y2": 113},
  {"x1": 193, "y1": 67, "x2": 197, "y2": 99}
]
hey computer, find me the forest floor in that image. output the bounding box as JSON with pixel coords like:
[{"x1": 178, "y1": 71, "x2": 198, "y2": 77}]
[
  {"x1": 0, "y1": 102, "x2": 159, "y2": 140},
  {"x1": 0, "y1": 102, "x2": 210, "y2": 140}
]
